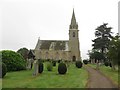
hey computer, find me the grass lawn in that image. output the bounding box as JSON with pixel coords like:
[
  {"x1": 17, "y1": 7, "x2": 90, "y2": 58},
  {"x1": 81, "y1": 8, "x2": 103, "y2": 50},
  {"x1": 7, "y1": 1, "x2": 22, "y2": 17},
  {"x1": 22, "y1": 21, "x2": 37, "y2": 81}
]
[
  {"x1": 0, "y1": 79, "x2": 2, "y2": 89},
  {"x1": 2, "y1": 62, "x2": 88, "y2": 88},
  {"x1": 88, "y1": 63, "x2": 119, "y2": 86}
]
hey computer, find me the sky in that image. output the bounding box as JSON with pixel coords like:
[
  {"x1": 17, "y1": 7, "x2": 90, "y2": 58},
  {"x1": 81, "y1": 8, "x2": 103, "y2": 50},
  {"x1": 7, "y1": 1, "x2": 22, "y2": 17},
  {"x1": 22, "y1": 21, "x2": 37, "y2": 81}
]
[{"x1": 0, "y1": 0, "x2": 119, "y2": 59}]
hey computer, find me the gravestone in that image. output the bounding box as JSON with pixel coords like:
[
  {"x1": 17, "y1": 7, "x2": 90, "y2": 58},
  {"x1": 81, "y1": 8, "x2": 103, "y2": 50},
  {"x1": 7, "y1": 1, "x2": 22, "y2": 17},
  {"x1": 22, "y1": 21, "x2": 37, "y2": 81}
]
[
  {"x1": 33, "y1": 60, "x2": 39, "y2": 76},
  {"x1": 26, "y1": 58, "x2": 34, "y2": 70},
  {"x1": 27, "y1": 49, "x2": 35, "y2": 70}
]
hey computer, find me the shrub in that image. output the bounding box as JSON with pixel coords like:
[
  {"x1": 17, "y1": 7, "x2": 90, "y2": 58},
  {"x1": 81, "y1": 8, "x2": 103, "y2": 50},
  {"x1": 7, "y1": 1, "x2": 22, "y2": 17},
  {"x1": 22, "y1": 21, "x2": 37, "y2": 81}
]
[
  {"x1": 104, "y1": 61, "x2": 109, "y2": 67},
  {"x1": 58, "y1": 62, "x2": 67, "y2": 74},
  {"x1": 58, "y1": 60, "x2": 61, "y2": 63},
  {"x1": 38, "y1": 61, "x2": 44, "y2": 73},
  {"x1": 109, "y1": 62, "x2": 112, "y2": 67},
  {"x1": 17, "y1": 47, "x2": 29, "y2": 60},
  {"x1": 75, "y1": 61, "x2": 82, "y2": 68},
  {"x1": 47, "y1": 62, "x2": 53, "y2": 71},
  {"x1": 83, "y1": 60, "x2": 88, "y2": 64},
  {"x1": 0, "y1": 62, "x2": 7, "y2": 78},
  {"x1": 52, "y1": 61, "x2": 56, "y2": 66},
  {"x1": 1, "y1": 50, "x2": 26, "y2": 72}
]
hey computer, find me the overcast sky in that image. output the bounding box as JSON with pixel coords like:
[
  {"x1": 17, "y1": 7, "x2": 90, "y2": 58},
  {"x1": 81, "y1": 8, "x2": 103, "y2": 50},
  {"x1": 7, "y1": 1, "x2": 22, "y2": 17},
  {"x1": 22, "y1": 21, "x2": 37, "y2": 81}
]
[{"x1": 0, "y1": 0, "x2": 119, "y2": 59}]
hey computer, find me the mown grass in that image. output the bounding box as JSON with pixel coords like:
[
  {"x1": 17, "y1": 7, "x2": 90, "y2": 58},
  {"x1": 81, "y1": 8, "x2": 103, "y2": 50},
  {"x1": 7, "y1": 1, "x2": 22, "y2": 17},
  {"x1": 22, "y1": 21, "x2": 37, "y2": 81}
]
[
  {"x1": 88, "y1": 63, "x2": 119, "y2": 86},
  {"x1": 0, "y1": 79, "x2": 2, "y2": 89},
  {"x1": 2, "y1": 62, "x2": 88, "y2": 88}
]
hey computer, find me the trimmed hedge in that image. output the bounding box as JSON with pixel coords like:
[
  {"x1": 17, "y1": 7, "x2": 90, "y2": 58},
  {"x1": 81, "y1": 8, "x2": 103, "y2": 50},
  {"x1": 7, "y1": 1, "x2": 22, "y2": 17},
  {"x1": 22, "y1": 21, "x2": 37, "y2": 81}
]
[
  {"x1": 104, "y1": 61, "x2": 109, "y2": 67},
  {"x1": 109, "y1": 62, "x2": 112, "y2": 67},
  {"x1": 75, "y1": 61, "x2": 82, "y2": 68},
  {"x1": 1, "y1": 50, "x2": 26, "y2": 72},
  {"x1": 0, "y1": 62, "x2": 7, "y2": 78},
  {"x1": 38, "y1": 61, "x2": 44, "y2": 73},
  {"x1": 83, "y1": 60, "x2": 88, "y2": 64},
  {"x1": 58, "y1": 60, "x2": 61, "y2": 63},
  {"x1": 52, "y1": 61, "x2": 56, "y2": 66},
  {"x1": 58, "y1": 62, "x2": 67, "y2": 74}
]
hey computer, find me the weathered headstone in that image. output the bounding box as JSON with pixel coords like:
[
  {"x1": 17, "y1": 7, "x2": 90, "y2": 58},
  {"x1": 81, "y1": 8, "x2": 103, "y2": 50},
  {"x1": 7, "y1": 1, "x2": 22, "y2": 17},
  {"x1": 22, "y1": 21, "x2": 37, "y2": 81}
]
[
  {"x1": 26, "y1": 59, "x2": 34, "y2": 70},
  {"x1": 33, "y1": 60, "x2": 39, "y2": 76}
]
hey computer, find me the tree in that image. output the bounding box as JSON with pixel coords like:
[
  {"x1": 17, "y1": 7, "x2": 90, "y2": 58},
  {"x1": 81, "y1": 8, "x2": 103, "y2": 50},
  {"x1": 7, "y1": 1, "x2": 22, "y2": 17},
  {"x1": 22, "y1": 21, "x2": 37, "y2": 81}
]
[
  {"x1": 17, "y1": 48, "x2": 29, "y2": 60},
  {"x1": 1, "y1": 50, "x2": 26, "y2": 72},
  {"x1": 107, "y1": 34, "x2": 120, "y2": 70},
  {"x1": 92, "y1": 23, "x2": 113, "y2": 62},
  {"x1": 88, "y1": 50, "x2": 104, "y2": 69}
]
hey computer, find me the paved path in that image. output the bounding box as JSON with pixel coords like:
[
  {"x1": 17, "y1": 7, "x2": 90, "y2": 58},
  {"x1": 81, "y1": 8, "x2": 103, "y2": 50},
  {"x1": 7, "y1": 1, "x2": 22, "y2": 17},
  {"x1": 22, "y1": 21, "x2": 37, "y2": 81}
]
[{"x1": 85, "y1": 66, "x2": 117, "y2": 88}]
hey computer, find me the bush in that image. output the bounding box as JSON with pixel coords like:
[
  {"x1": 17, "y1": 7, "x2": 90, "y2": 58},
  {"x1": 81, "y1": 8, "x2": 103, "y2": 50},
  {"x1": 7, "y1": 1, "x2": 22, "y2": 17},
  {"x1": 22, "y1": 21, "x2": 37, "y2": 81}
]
[
  {"x1": 109, "y1": 62, "x2": 112, "y2": 67},
  {"x1": 17, "y1": 47, "x2": 29, "y2": 60},
  {"x1": 52, "y1": 61, "x2": 56, "y2": 66},
  {"x1": 83, "y1": 60, "x2": 88, "y2": 64},
  {"x1": 0, "y1": 62, "x2": 7, "y2": 78},
  {"x1": 38, "y1": 61, "x2": 44, "y2": 73},
  {"x1": 58, "y1": 60, "x2": 61, "y2": 63},
  {"x1": 58, "y1": 62, "x2": 67, "y2": 74},
  {"x1": 1, "y1": 50, "x2": 26, "y2": 72},
  {"x1": 75, "y1": 61, "x2": 82, "y2": 68},
  {"x1": 47, "y1": 62, "x2": 53, "y2": 71},
  {"x1": 104, "y1": 61, "x2": 109, "y2": 67}
]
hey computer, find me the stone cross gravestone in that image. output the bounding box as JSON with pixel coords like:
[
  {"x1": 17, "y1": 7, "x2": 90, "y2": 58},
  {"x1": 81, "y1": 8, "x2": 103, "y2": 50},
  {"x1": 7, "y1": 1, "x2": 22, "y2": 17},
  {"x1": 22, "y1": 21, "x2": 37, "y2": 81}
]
[{"x1": 33, "y1": 60, "x2": 39, "y2": 76}]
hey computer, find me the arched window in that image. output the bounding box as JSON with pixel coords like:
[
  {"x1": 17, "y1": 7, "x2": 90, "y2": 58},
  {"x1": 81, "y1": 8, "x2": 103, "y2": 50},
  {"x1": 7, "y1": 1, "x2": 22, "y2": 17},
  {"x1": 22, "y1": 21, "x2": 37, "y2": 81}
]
[{"x1": 73, "y1": 32, "x2": 75, "y2": 37}]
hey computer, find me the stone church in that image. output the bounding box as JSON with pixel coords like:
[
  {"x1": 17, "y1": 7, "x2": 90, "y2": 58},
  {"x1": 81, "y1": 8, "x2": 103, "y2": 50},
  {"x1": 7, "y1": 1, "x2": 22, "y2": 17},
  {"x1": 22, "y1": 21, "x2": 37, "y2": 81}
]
[{"x1": 34, "y1": 9, "x2": 81, "y2": 61}]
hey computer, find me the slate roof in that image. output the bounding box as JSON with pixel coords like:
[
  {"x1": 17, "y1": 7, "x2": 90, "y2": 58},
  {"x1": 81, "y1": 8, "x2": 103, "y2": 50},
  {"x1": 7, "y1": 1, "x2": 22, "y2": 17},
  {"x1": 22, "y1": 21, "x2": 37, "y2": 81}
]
[{"x1": 35, "y1": 40, "x2": 69, "y2": 51}]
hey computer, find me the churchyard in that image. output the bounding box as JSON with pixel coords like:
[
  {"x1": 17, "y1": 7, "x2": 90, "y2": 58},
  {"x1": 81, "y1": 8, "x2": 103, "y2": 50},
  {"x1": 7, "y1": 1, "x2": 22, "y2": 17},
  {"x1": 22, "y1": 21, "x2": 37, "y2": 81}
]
[{"x1": 2, "y1": 61, "x2": 88, "y2": 88}]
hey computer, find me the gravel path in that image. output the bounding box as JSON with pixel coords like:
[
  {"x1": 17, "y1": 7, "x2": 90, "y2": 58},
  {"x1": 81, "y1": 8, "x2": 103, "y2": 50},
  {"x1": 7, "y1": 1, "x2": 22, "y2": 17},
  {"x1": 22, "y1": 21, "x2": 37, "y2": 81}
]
[{"x1": 85, "y1": 66, "x2": 118, "y2": 88}]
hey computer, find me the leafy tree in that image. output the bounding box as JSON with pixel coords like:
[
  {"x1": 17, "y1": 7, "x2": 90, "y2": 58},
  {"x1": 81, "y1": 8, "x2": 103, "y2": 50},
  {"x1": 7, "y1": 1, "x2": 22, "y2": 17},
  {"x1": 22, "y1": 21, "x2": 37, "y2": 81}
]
[
  {"x1": 1, "y1": 50, "x2": 26, "y2": 72},
  {"x1": 88, "y1": 50, "x2": 104, "y2": 69},
  {"x1": 0, "y1": 62, "x2": 7, "y2": 78},
  {"x1": 107, "y1": 34, "x2": 120, "y2": 70},
  {"x1": 17, "y1": 48, "x2": 29, "y2": 60},
  {"x1": 92, "y1": 23, "x2": 113, "y2": 62}
]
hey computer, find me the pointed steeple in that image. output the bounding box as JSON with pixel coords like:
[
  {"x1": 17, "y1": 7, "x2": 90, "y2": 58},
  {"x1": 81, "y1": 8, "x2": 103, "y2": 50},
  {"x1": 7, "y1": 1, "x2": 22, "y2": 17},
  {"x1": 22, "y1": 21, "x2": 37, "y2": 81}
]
[
  {"x1": 69, "y1": 8, "x2": 78, "y2": 29},
  {"x1": 71, "y1": 9, "x2": 76, "y2": 25}
]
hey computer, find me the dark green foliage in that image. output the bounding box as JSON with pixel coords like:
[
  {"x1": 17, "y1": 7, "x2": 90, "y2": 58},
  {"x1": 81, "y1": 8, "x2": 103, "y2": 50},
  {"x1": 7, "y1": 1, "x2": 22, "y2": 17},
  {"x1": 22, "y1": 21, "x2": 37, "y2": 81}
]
[
  {"x1": 107, "y1": 34, "x2": 120, "y2": 66},
  {"x1": 58, "y1": 60, "x2": 61, "y2": 63},
  {"x1": 88, "y1": 50, "x2": 104, "y2": 63},
  {"x1": 109, "y1": 62, "x2": 112, "y2": 67},
  {"x1": 104, "y1": 61, "x2": 109, "y2": 67},
  {"x1": 52, "y1": 61, "x2": 56, "y2": 66},
  {"x1": 92, "y1": 23, "x2": 113, "y2": 63},
  {"x1": 75, "y1": 61, "x2": 82, "y2": 68},
  {"x1": 47, "y1": 62, "x2": 53, "y2": 71},
  {"x1": 0, "y1": 62, "x2": 7, "y2": 78},
  {"x1": 83, "y1": 60, "x2": 88, "y2": 64},
  {"x1": 17, "y1": 47, "x2": 29, "y2": 60},
  {"x1": 1, "y1": 50, "x2": 26, "y2": 72},
  {"x1": 38, "y1": 61, "x2": 44, "y2": 73},
  {"x1": 58, "y1": 62, "x2": 67, "y2": 74}
]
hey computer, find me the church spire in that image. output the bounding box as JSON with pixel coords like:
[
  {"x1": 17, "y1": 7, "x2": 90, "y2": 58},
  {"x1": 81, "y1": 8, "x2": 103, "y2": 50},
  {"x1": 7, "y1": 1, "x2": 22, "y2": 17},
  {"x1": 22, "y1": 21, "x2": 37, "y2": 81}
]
[
  {"x1": 71, "y1": 8, "x2": 76, "y2": 25},
  {"x1": 69, "y1": 8, "x2": 78, "y2": 29}
]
